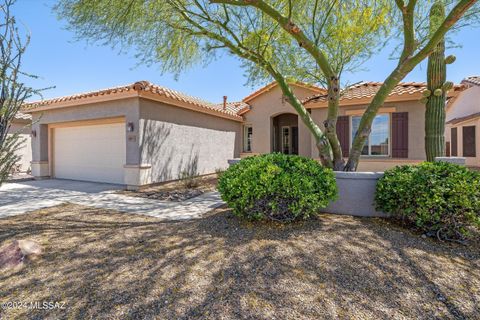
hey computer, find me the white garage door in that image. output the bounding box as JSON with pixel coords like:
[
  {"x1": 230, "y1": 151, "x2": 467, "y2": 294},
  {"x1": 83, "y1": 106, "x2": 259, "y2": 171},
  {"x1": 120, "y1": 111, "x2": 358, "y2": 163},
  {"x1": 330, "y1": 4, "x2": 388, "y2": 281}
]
[{"x1": 53, "y1": 122, "x2": 126, "y2": 184}]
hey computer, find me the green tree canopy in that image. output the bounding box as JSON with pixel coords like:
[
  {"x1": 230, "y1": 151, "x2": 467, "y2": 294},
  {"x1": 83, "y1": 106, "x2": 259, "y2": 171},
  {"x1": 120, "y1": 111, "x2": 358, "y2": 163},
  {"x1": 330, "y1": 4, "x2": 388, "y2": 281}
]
[
  {"x1": 56, "y1": 0, "x2": 479, "y2": 170},
  {"x1": 56, "y1": 0, "x2": 395, "y2": 169},
  {"x1": 0, "y1": 0, "x2": 41, "y2": 184}
]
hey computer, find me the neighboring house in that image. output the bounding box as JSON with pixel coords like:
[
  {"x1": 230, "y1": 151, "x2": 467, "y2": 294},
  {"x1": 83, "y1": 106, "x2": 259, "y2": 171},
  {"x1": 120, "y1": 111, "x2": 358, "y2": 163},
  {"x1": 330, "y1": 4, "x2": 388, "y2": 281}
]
[
  {"x1": 446, "y1": 76, "x2": 480, "y2": 167},
  {"x1": 23, "y1": 81, "x2": 243, "y2": 189},
  {"x1": 23, "y1": 79, "x2": 466, "y2": 188},
  {"x1": 8, "y1": 112, "x2": 32, "y2": 173}
]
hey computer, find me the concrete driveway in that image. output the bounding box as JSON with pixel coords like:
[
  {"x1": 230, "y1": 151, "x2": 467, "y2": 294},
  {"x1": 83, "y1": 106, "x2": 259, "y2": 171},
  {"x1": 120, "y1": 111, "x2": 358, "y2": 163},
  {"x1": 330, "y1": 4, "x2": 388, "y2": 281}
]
[{"x1": 0, "y1": 179, "x2": 223, "y2": 220}]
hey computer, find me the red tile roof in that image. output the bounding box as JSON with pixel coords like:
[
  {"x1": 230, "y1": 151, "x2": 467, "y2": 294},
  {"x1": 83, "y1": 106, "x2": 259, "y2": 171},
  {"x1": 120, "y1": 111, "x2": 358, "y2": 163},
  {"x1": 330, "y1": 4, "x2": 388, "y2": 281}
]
[
  {"x1": 304, "y1": 81, "x2": 465, "y2": 106},
  {"x1": 462, "y1": 76, "x2": 480, "y2": 87},
  {"x1": 213, "y1": 101, "x2": 250, "y2": 115},
  {"x1": 14, "y1": 112, "x2": 31, "y2": 121},
  {"x1": 242, "y1": 81, "x2": 326, "y2": 103},
  {"x1": 23, "y1": 81, "x2": 243, "y2": 121}
]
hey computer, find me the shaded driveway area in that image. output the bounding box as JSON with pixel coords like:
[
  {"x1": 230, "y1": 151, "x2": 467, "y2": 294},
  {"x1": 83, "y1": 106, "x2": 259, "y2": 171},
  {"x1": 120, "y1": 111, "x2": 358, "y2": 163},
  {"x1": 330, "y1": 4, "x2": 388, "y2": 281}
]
[{"x1": 0, "y1": 179, "x2": 223, "y2": 220}]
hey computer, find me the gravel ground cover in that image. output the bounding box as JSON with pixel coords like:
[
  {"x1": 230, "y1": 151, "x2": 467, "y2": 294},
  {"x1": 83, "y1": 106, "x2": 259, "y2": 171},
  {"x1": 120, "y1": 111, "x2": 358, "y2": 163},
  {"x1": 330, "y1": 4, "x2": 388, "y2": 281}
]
[
  {"x1": 0, "y1": 204, "x2": 478, "y2": 319},
  {"x1": 120, "y1": 175, "x2": 218, "y2": 202}
]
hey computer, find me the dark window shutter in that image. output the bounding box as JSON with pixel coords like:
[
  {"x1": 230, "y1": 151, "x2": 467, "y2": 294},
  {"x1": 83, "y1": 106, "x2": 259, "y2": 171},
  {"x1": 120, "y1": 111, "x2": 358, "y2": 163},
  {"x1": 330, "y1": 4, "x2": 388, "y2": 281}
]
[
  {"x1": 392, "y1": 112, "x2": 408, "y2": 158},
  {"x1": 446, "y1": 142, "x2": 451, "y2": 157},
  {"x1": 336, "y1": 116, "x2": 350, "y2": 157},
  {"x1": 462, "y1": 126, "x2": 476, "y2": 157},
  {"x1": 451, "y1": 128, "x2": 458, "y2": 156}
]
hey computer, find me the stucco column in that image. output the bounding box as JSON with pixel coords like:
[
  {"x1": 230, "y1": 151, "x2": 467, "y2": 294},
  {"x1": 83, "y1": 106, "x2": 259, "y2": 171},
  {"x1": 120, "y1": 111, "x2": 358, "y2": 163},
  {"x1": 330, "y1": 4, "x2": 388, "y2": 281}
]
[
  {"x1": 123, "y1": 99, "x2": 150, "y2": 189},
  {"x1": 31, "y1": 121, "x2": 50, "y2": 178},
  {"x1": 298, "y1": 119, "x2": 311, "y2": 157}
]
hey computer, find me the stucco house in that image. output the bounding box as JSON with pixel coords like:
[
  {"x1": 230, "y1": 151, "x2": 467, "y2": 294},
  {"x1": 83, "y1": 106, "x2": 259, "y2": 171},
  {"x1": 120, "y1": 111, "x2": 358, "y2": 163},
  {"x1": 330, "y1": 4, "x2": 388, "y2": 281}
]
[
  {"x1": 446, "y1": 76, "x2": 480, "y2": 167},
  {"x1": 23, "y1": 81, "x2": 244, "y2": 189},
  {"x1": 242, "y1": 81, "x2": 464, "y2": 171},
  {"x1": 23, "y1": 79, "x2": 464, "y2": 189},
  {"x1": 9, "y1": 112, "x2": 32, "y2": 173}
]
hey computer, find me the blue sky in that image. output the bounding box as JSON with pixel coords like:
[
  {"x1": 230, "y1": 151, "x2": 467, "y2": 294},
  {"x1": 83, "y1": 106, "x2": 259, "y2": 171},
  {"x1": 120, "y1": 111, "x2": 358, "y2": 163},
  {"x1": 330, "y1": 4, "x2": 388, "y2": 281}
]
[{"x1": 14, "y1": 0, "x2": 480, "y2": 103}]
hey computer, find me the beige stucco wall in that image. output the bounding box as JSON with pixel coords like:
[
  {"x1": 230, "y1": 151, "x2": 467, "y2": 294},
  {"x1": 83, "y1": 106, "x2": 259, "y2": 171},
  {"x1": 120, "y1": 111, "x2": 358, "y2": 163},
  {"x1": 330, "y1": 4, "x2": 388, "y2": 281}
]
[
  {"x1": 29, "y1": 97, "x2": 139, "y2": 178},
  {"x1": 8, "y1": 121, "x2": 32, "y2": 172},
  {"x1": 446, "y1": 86, "x2": 480, "y2": 122},
  {"x1": 243, "y1": 84, "x2": 427, "y2": 172},
  {"x1": 310, "y1": 101, "x2": 427, "y2": 164},
  {"x1": 242, "y1": 85, "x2": 318, "y2": 157},
  {"x1": 28, "y1": 96, "x2": 242, "y2": 186},
  {"x1": 446, "y1": 118, "x2": 480, "y2": 167},
  {"x1": 139, "y1": 98, "x2": 241, "y2": 184}
]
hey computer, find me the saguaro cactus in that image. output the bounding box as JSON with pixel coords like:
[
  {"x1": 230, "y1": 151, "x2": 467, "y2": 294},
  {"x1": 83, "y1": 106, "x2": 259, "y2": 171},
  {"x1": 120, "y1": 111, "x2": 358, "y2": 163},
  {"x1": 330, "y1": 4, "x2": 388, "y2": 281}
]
[{"x1": 422, "y1": 1, "x2": 456, "y2": 162}]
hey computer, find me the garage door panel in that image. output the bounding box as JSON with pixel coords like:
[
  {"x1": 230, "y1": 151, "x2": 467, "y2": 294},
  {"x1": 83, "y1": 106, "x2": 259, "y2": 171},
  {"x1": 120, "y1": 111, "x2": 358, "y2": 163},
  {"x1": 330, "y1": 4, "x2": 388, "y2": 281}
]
[{"x1": 53, "y1": 122, "x2": 126, "y2": 184}]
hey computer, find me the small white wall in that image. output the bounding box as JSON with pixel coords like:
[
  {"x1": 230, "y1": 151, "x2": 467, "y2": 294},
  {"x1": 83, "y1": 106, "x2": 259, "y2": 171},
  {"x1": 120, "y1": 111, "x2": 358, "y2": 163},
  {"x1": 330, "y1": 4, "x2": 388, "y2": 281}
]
[{"x1": 446, "y1": 86, "x2": 480, "y2": 122}]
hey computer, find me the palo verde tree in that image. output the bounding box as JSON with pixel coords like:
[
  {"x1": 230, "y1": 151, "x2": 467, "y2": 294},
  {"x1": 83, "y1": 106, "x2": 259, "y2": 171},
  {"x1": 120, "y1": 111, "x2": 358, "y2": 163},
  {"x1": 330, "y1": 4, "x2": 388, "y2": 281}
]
[
  {"x1": 211, "y1": 0, "x2": 479, "y2": 171},
  {"x1": 56, "y1": 0, "x2": 479, "y2": 170},
  {"x1": 0, "y1": 0, "x2": 39, "y2": 184},
  {"x1": 421, "y1": 1, "x2": 456, "y2": 161},
  {"x1": 55, "y1": 0, "x2": 392, "y2": 170}
]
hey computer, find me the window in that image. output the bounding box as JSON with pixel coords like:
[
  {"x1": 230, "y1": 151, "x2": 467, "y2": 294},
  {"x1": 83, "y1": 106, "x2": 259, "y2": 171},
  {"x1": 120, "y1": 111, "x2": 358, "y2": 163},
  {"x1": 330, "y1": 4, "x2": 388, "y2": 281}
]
[
  {"x1": 451, "y1": 127, "x2": 458, "y2": 156},
  {"x1": 282, "y1": 126, "x2": 291, "y2": 154},
  {"x1": 243, "y1": 125, "x2": 253, "y2": 152},
  {"x1": 463, "y1": 126, "x2": 476, "y2": 157},
  {"x1": 351, "y1": 114, "x2": 390, "y2": 156}
]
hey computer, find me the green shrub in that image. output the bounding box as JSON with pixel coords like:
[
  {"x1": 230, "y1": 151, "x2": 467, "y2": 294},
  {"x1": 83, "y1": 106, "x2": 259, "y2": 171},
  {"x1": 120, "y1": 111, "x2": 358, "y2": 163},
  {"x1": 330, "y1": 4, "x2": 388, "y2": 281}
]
[
  {"x1": 218, "y1": 153, "x2": 338, "y2": 222},
  {"x1": 179, "y1": 169, "x2": 200, "y2": 189},
  {"x1": 375, "y1": 161, "x2": 480, "y2": 241}
]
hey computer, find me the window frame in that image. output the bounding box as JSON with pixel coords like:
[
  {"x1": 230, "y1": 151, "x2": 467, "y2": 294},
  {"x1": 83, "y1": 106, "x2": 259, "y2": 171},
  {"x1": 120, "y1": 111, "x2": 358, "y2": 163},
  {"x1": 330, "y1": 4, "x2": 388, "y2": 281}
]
[
  {"x1": 451, "y1": 127, "x2": 458, "y2": 156},
  {"x1": 462, "y1": 125, "x2": 476, "y2": 157},
  {"x1": 243, "y1": 125, "x2": 253, "y2": 153},
  {"x1": 281, "y1": 126, "x2": 291, "y2": 154},
  {"x1": 350, "y1": 113, "x2": 391, "y2": 157}
]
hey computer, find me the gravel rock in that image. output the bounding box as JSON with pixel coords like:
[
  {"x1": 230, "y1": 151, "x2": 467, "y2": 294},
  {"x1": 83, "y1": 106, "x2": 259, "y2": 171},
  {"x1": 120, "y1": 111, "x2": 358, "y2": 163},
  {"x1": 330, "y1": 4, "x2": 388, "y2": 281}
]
[{"x1": 0, "y1": 204, "x2": 478, "y2": 319}]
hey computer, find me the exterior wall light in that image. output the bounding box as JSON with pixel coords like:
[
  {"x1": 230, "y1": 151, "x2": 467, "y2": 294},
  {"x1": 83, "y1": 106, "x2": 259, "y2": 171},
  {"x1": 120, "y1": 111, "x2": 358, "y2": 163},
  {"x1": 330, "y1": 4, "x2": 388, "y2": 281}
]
[
  {"x1": 127, "y1": 122, "x2": 135, "y2": 132},
  {"x1": 31, "y1": 129, "x2": 37, "y2": 138}
]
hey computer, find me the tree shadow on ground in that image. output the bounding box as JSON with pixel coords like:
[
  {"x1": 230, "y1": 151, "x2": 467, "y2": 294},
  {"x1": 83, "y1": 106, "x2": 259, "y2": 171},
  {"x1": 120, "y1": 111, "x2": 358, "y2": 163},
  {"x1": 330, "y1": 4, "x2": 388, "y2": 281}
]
[{"x1": 0, "y1": 204, "x2": 478, "y2": 319}]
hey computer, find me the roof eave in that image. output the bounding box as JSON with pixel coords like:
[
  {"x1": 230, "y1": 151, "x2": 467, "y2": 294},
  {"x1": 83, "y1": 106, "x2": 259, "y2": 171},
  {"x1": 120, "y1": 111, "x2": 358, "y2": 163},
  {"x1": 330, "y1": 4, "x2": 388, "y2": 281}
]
[
  {"x1": 446, "y1": 113, "x2": 480, "y2": 126},
  {"x1": 22, "y1": 90, "x2": 243, "y2": 122},
  {"x1": 138, "y1": 92, "x2": 243, "y2": 122},
  {"x1": 242, "y1": 82, "x2": 326, "y2": 103},
  {"x1": 22, "y1": 91, "x2": 139, "y2": 113},
  {"x1": 307, "y1": 93, "x2": 425, "y2": 108}
]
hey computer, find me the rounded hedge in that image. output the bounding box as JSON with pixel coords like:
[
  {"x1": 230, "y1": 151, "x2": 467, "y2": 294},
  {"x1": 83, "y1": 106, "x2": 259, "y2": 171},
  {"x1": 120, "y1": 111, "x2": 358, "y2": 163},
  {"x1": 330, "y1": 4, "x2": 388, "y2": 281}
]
[
  {"x1": 218, "y1": 153, "x2": 338, "y2": 222},
  {"x1": 375, "y1": 161, "x2": 480, "y2": 241}
]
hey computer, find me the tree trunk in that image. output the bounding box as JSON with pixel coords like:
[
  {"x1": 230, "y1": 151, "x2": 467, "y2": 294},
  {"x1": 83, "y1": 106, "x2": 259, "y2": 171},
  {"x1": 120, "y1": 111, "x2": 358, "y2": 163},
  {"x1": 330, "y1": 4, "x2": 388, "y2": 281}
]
[
  {"x1": 344, "y1": 68, "x2": 412, "y2": 171},
  {"x1": 323, "y1": 75, "x2": 344, "y2": 170},
  {"x1": 425, "y1": 2, "x2": 447, "y2": 162}
]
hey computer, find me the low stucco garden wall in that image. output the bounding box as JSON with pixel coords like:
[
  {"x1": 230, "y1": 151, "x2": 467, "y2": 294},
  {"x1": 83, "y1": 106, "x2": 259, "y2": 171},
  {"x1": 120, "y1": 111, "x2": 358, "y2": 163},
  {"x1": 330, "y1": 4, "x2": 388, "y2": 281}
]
[
  {"x1": 323, "y1": 172, "x2": 386, "y2": 217},
  {"x1": 228, "y1": 157, "x2": 467, "y2": 218},
  {"x1": 228, "y1": 159, "x2": 386, "y2": 217}
]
